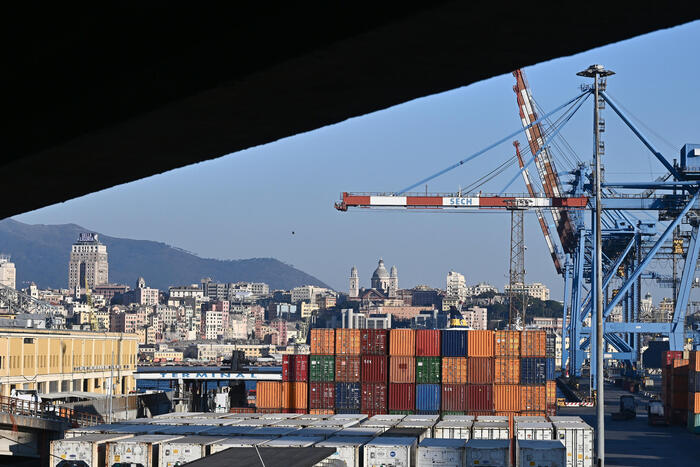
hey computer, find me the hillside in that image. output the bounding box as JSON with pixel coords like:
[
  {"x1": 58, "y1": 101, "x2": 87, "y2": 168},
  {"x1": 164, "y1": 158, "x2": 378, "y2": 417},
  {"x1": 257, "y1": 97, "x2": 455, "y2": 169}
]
[{"x1": 0, "y1": 219, "x2": 330, "y2": 291}]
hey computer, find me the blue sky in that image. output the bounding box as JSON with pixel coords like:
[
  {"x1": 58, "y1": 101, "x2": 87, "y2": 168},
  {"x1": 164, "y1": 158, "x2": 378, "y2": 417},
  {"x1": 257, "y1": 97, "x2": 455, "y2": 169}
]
[{"x1": 15, "y1": 20, "x2": 700, "y2": 300}]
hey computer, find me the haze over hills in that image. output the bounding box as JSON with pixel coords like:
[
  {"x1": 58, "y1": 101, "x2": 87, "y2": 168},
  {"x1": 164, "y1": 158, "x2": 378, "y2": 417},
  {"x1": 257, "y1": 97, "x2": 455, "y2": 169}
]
[{"x1": 0, "y1": 219, "x2": 330, "y2": 291}]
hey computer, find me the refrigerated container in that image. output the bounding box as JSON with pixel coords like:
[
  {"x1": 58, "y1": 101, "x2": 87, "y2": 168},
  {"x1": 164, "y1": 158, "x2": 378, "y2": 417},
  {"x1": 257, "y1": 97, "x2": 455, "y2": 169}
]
[
  {"x1": 107, "y1": 434, "x2": 182, "y2": 467},
  {"x1": 465, "y1": 439, "x2": 511, "y2": 467},
  {"x1": 468, "y1": 357, "x2": 494, "y2": 384},
  {"x1": 315, "y1": 435, "x2": 372, "y2": 467},
  {"x1": 390, "y1": 356, "x2": 416, "y2": 383},
  {"x1": 159, "y1": 436, "x2": 224, "y2": 467},
  {"x1": 417, "y1": 438, "x2": 466, "y2": 467},
  {"x1": 209, "y1": 437, "x2": 273, "y2": 454},
  {"x1": 476, "y1": 416, "x2": 508, "y2": 422},
  {"x1": 416, "y1": 384, "x2": 440, "y2": 413},
  {"x1": 441, "y1": 384, "x2": 468, "y2": 412},
  {"x1": 433, "y1": 420, "x2": 472, "y2": 439},
  {"x1": 336, "y1": 356, "x2": 361, "y2": 382},
  {"x1": 310, "y1": 418, "x2": 362, "y2": 429},
  {"x1": 441, "y1": 329, "x2": 467, "y2": 357},
  {"x1": 336, "y1": 329, "x2": 361, "y2": 355},
  {"x1": 363, "y1": 437, "x2": 417, "y2": 467},
  {"x1": 514, "y1": 421, "x2": 554, "y2": 440},
  {"x1": 472, "y1": 421, "x2": 509, "y2": 440},
  {"x1": 295, "y1": 427, "x2": 342, "y2": 439},
  {"x1": 514, "y1": 415, "x2": 546, "y2": 423},
  {"x1": 396, "y1": 419, "x2": 436, "y2": 438},
  {"x1": 415, "y1": 356, "x2": 441, "y2": 383},
  {"x1": 468, "y1": 330, "x2": 494, "y2": 357},
  {"x1": 416, "y1": 329, "x2": 441, "y2": 356},
  {"x1": 552, "y1": 421, "x2": 594, "y2": 467},
  {"x1": 360, "y1": 329, "x2": 388, "y2": 355},
  {"x1": 337, "y1": 426, "x2": 386, "y2": 437},
  {"x1": 389, "y1": 329, "x2": 416, "y2": 356},
  {"x1": 516, "y1": 439, "x2": 566, "y2": 467},
  {"x1": 261, "y1": 435, "x2": 324, "y2": 447},
  {"x1": 442, "y1": 415, "x2": 475, "y2": 422},
  {"x1": 311, "y1": 328, "x2": 335, "y2": 355},
  {"x1": 547, "y1": 416, "x2": 583, "y2": 423},
  {"x1": 50, "y1": 434, "x2": 134, "y2": 467},
  {"x1": 330, "y1": 414, "x2": 368, "y2": 423},
  {"x1": 361, "y1": 355, "x2": 388, "y2": 382}
]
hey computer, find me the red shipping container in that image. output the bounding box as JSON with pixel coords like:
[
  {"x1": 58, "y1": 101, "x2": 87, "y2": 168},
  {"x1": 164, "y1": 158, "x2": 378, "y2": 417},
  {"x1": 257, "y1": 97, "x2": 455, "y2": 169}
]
[
  {"x1": 282, "y1": 354, "x2": 309, "y2": 382},
  {"x1": 663, "y1": 350, "x2": 683, "y2": 367},
  {"x1": 467, "y1": 384, "x2": 493, "y2": 411},
  {"x1": 468, "y1": 357, "x2": 494, "y2": 384},
  {"x1": 335, "y1": 356, "x2": 361, "y2": 382},
  {"x1": 416, "y1": 330, "x2": 441, "y2": 356},
  {"x1": 309, "y1": 382, "x2": 335, "y2": 409},
  {"x1": 442, "y1": 384, "x2": 468, "y2": 412},
  {"x1": 361, "y1": 355, "x2": 388, "y2": 383},
  {"x1": 389, "y1": 383, "x2": 416, "y2": 411},
  {"x1": 360, "y1": 329, "x2": 388, "y2": 355},
  {"x1": 362, "y1": 383, "x2": 388, "y2": 413}
]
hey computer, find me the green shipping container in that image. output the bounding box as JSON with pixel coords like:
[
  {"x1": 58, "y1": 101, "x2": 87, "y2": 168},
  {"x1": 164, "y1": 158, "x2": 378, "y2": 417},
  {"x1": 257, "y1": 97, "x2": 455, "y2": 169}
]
[
  {"x1": 442, "y1": 411, "x2": 467, "y2": 415},
  {"x1": 415, "y1": 357, "x2": 441, "y2": 383},
  {"x1": 309, "y1": 355, "x2": 335, "y2": 382},
  {"x1": 389, "y1": 410, "x2": 415, "y2": 415},
  {"x1": 689, "y1": 411, "x2": 700, "y2": 434}
]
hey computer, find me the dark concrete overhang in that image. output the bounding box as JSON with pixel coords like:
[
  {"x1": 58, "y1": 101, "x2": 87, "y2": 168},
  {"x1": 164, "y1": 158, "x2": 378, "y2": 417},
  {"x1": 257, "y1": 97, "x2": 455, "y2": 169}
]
[{"x1": 5, "y1": 3, "x2": 699, "y2": 218}]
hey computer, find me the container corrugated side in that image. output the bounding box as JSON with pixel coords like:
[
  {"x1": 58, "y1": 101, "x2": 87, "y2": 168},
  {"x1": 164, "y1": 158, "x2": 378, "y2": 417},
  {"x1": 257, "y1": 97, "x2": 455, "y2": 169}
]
[
  {"x1": 434, "y1": 420, "x2": 472, "y2": 440},
  {"x1": 468, "y1": 357, "x2": 493, "y2": 384},
  {"x1": 389, "y1": 329, "x2": 416, "y2": 356},
  {"x1": 415, "y1": 330, "x2": 440, "y2": 356},
  {"x1": 310, "y1": 328, "x2": 335, "y2": 355},
  {"x1": 363, "y1": 438, "x2": 416, "y2": 467},
  {"x1": 282, "y1": 354, "x2": 309, "y2": 382},
  {"x1": 441, "y1": 384, "x2": 468, "y2": 412},
  {"x1": 493, "y1": 384, "x2": 520, "y2": 412},
  {"x1": 389, "y1": 383, "x2": 416, "y2": 412},
  {"x1": 335, "y1": 329, "x2": 361, "y2": 355},
  {"x1": 521, "y1": 330, "x2": 546, "y2": 357},
  {"x1": 467, "y1": 385, "x2": 493, "y2": 412},
  {"x1": 389, "y1": 356, "x2": 415, "y2": 383},
  {"x1": 415, "y1": 384, "x2": 441, "y2": 413},
  {"x1": 516, "y1": 439, "x2": 566, "y2": 467},
  {"x1": 441, "y1": 329, "x2": 467, "y2": 357},
  {"x1": 310, "y1": 382, "x2": 335, "y2": 409},
  {"x1": 494, "y1": 330, "x2": 520, "y2": 356},
  {"x1": 361, "y1": 355, "x2": 387, "y2": 383},
  {"x1": 335, "y1": 383, "x2": 361, "y2": 411},
  {"x1": 417, "y1": 438, "x2": 466, "y2": 466},
  {"x1": 521, "y1": 357, "x2": 547, "y2": 384},
  {"x1": 442, "y1": 357, "x2": 467, "y2": 384},
  {"x1": 256, "y1": 381, "x2": 282, "y2": 409},
  {"x1": 553, "y1": 421, "x2": 594, "y2": 467},
  {"x1": 468, "y1": 330, "x2": 494, "y2": 357},
  {"x1": 688, "y1": 411, "x2": 700, "y2": 433},
  {"x1": 690, "y1": 392, "x2": 700, "y2": 413},
  {"x1": 281, "y1": 382, "x2": 308, "y2": 410},
  {"x1": 465, "y1": 439, "x2": 510, "y2": 466},
  {"x1": 545, "y1": 332, "x2": 557, "y2": 358},
  {"x1": 415, "y1": 357, "x2": 441, "y2": 384},
  {"x1": 514, "y1": 421, "x2": 554, "y2": 440},
  {"x1": 360, "y1": 329, "x2": 387, "y2": 355},
  {"x1": 316, "y1": 435, "x2": 372, "y2": 467},
  {"x1": 335, "y1": 356, "x2": 361, "y2": 382},
  {"x1": 309, "y1": 355, "x2": 335, "y2": 382},
  {"x1": 545, "y1": 380, "x2": 557, "y2": 406},
  {"x1": 361, "y1": 383, "x2": 387, "y2": 415},
  {"x1": 689, "y1": 350, "x2": 700, "y2": 372},
  {"x1": 521, "y1": 385, "x2": 545, "y2": 412},
  {"x1": 472, "y1": 422, "x2": 510, "y2": 440},
  {"x1": 494, "y1": 357, "x2": 520, "y2": 384}
]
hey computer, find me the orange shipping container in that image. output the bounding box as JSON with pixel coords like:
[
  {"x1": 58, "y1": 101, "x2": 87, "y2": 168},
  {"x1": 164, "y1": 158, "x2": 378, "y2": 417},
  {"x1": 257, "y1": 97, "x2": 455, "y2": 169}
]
[
  {"x1": 689, "y1": 351, "x2": 700, "y2": 372},
  {"x1": 335, "y1": 356, "x2": 361, "y2": 382},
  {"x1": 335, "y1": 329, "x2": 361, "y2": 355},
  {"x1": 257, "y1": 381, "x2": 282, "y2": 409},
  {"x1": 389, "y1": 329, "x2": 415, "y2": 356},
  {"x1": 310, "y1": 329, "x2": 335, "y2": 355},
  {"x1": 468, "y1": 330, "x2": 494, "y2": 357},
  {"x1": 309, "y1": 408, "x2": 334, "y2": 415},
  {"x1": 282, "y1": 382, "x2": 308, "y2": 410},
  {"x1": 690, "y1": 392, "x2": 700, "y2": 414},
  {"x1": 521, "y1": 385, "x2": 546, "y2": 412},
  {"x1": 545, "y1": 380, "x2": 557, "y2": 406},
  {"x1": 442, "y1": 357, "x2": 468, "y2": 384},
  {"x1": 494, "y1": 331, "x2": 520, "y2": 356},
  {"x1": 494, "y1": 357, "x2": 520, "y2": 384},
  {"x1": 521, "y1": 330, "x2": 546, "y2": 357},
  {"x1": 672, "y1": 359, "x2": 689, "y2": 368},
  {"x1": 389, "y1": 356, "x2": 415, "y2": 383},
  {"x1": 494, "y1": 384, "x2": 520, "y2": 412}
]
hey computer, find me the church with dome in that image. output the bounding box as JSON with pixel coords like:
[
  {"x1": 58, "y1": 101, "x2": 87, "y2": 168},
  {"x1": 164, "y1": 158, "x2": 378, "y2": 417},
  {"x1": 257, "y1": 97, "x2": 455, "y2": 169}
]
[{"x1": 349, "y1": 259, "x2": 399, "y2": 299}]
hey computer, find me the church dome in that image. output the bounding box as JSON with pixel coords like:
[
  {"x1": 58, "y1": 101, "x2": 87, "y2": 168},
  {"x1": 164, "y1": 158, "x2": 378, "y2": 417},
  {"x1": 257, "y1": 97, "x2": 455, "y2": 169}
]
[{"x1": 372, "y1": 259, "x2": 389, "y2": 280}]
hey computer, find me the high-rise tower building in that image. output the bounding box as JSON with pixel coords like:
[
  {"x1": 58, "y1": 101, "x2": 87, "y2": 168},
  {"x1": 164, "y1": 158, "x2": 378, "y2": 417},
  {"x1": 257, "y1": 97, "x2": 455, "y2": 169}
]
[
  {"x1": 349, "y1": 266, "x2": 359, "y2": 298},
  {"x1": 0, "y1": 255, "x2": 16, "y2": 289},
  {"x1": 68, "y1": 233, "x2": 109, "y2": 289},
  {"x1": 446, "y1": 271, "x2": 467, "y2": 301}
]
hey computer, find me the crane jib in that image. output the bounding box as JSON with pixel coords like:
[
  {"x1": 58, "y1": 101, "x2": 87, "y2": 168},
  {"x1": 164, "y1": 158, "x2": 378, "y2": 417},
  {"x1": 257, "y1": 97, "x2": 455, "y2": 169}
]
[{"x1": 337, "y1": 193, "x2": 589, "y2": 210}]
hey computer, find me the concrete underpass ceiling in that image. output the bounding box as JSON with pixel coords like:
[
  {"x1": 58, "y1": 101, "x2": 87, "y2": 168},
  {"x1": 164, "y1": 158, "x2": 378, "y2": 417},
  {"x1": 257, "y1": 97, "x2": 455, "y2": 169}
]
[{"x1": 5, "y1": 3, "x2": 700, "y2": 219}]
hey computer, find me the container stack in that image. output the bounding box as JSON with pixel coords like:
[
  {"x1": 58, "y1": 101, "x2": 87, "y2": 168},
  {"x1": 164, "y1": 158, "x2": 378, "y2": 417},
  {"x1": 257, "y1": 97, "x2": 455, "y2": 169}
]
[
  {"x1": 519, "y1": 331, "x2": 548, "y2": 419},
  {"x1": 309, "y1": 328, "x2": 336, "y2": 415},
  {"x1": 662, "y1": 350, "x2": 689, "y2": 425},
  {"x1": 416, "y1": 330, "x2": 441, "y2": 414},
  {"x1": 389, "y1": 329, "x2": 416, "y2": 415},
  {"x1": 689, "y1": 350, "x2": 700, "y2": 433},
  {"x1": 335, "y1": 329, "x2": 361, "y2": 414},
  {"x1": 360, "y1": 329, "x2": 388, "y2": 417},
  {"x1": 442, "y1": 329, "x2": 468, "y2": 414},
  {"x1": 282, "y1": 354, "x2": 309, "y2": 414}
]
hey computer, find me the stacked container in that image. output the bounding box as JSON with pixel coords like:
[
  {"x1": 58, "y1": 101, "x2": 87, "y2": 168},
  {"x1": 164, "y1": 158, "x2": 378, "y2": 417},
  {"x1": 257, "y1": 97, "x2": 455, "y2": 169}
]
[
  {"x1": 256, "y1": 381, "x2": 282, "y2": 411},
  {"x1": 494, "y1": 329, "x2": 520, "y2": 423},
  {"x1": 389, "y1": 329, "x2": 416, "y2": 414},
  {"x1": 360, "y1": 330, "x2": 388, "y2": 417},
  {"x1": 689, "y1": 350, "x2": 700, "y2": 433},
  {"x1": 281, "y1": 381, "x2": 308, "y2": 413},
  {"x1": 520, "y1": 330, "x2": 547, "y2": 417},
  {"x1": 282, "y1": 354, "x2": 309, "y2": 383},
  {"x1": 662, "y1": 351, "x2": 689, "y2": 425}
]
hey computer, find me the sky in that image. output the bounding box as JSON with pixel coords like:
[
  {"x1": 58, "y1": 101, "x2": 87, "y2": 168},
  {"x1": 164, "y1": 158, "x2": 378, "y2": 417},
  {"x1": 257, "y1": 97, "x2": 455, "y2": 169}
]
[{"x1": 14, "y1": 20, "x2": 700, "y2": 300}]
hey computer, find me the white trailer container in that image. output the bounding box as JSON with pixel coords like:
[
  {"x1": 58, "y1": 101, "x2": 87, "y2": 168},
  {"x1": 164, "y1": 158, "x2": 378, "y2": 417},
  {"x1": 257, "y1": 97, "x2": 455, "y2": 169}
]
[
  {"x1": 433, "y1": 420, "x2": 472, "y2": 440},
  {"x1": 200, "y1": 424, "x2": 269, "y2": 436},
  {"x1": 159, "y1": 435, "x2": 225, "y2": 467},
  {"x1": 516, "y1": 440, "x2": 567, "y2": 467},
  {"x1": 273, "y1": 418, "x2": 317, "y2": 428},
  {"x1": 296, "y1": 427, "x2": 342, "y2": 439},
  {"x1": 330, "y1": 414, "x2": 368, "y2": 423},
  {"x1": 367, "y1": 414, "x2": 405, "y2": 423},
  {"x1": 50, "y1": 434, "x2": 134, "y2": 467},
  {"x1": 337, "y1": 427, "x2": 386, "y2": 437},
  {"x1": 441, "y1": 415, "x2": 475, "y2": 422},
  {"x1": 417, "y1": 438, "x2": 466, "y2": 467},
  {"x1": 552, "y1": 421, "x2": 594, "y2": 467},
  {"x1": 396, "y1": 419, "x2": 436, "y2": 437},
  {"x1": 465, "y1": 439, "x2": 510, "y2": 467},
  {"x1": 471, "y1": 421, "x2": 509, "y2": 440},
  {"x1": 107, "y1": 434, "x2": 182, "y2": 467},
  {"x1": 514, "y1": 421, "x2": 554, "y2": 440},
  {"x1": 476, "y1": 415, "x2": 509, "y2": 423},
  {"x1": 363, "y1": 437, "x2": 417, "y2": 467},
  {"x1": 209, "y1": 437, "x2": 274, "y2": 454},
  {"x1": 261, "y1": 435, "x2": 324, "y2": 447},
  {"x1": 250, "y1": 426, "x2": 301, "y2": 437},
  {"x1": 513, "y1": 415, "x2": 547, "y2": 423},
  {"x1": 315, "y1": 435, "x2": 372, "y2": 467},
  {"x1": 403, "y1": 414, "x2": 439, "y2": 423},
  {"x1": 548, "y1": 416, "x2": 584, "y2": 423},
  {"x1": 312, "y1": 419, "x2": 361, "y2": 429}
]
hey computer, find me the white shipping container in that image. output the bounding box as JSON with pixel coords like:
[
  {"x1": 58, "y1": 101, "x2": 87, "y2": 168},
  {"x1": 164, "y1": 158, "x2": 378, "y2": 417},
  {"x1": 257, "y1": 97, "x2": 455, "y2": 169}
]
[
  {"x1": 553, "y1": 421, "x2": 594, "y2": 467},
  {"x1": 465, "y1": 439, "x2": 510, "y2": 467},
  {"x1": 209, "y1": 437, "x2": 274, "y2": 454},
  {"x1": 315, "y1": 436, "x2": 372, "y2": 467},
  {"x1": 403, "y1": 414, "x2": 439, "y2": 423},
  {"x1": 368, "y1": 414, "x2": 406, "y2": 423},
  {"x1": 417, "y1": 438, "x2": 466, "y2": 467},
  {"x1": 261, "y1": 435, "x2": 324, "y2": 447},
  {"x1": 107, "y1": 434, "x2": 181, "y2": 467},
  {"x1": 476, "y1": 415, "x2": 509, "y2": 423},
  {"x1": 472, "y1": 421, "x2": 509, "y2": 440},
  {"x1": 296, "y1": 427, "x2": 342, "y2": 439},
  {"x1": 441, "y1": 415, "x2": 475, "y2": 422},
  {"x1": 364, "y1": 437, "x2": 417, "y2": 467},
  {"x1": 159, "y1": 435, "x2": 224, "y2": 467},
  {"x1": 337, "y1": 427, "x2": 386, "y2": 437},
  {"x1": 433, "y1": 421, "x2": 472, "y2": 440},
  {"x1": 51, "y1": 434, "x2": 134, "y2": 467},
  {"x1": 513, "y1": 415, "x2": 546, "y2": 423},
  {"x1": 396, "y1": 420, "x2": 435, "y2": 438},
  {"x1": 548, "y1": 416, "x2": 584, "y2": 423},
  {"x1": 516, "y1": 440, "x2": 566, "y2": 467},
  {"x1": 514, "y1": 421, "x2": 554, "y2": 440},
  {"x1": 330, "y1": 414, "x2": 368, "y2": 422}
]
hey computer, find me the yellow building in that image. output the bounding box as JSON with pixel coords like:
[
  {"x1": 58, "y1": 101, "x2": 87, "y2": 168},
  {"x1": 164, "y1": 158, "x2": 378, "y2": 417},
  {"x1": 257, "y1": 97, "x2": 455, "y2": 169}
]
[
  {"x1": 0, "y1": 327, "x2": 139, "y2": 397},
  {"x1": 153, "y1": 350, "x2": 183, "y2": 362},
  {"x1": 299, "y1": 301, "x2": 319, "y2": 319}
]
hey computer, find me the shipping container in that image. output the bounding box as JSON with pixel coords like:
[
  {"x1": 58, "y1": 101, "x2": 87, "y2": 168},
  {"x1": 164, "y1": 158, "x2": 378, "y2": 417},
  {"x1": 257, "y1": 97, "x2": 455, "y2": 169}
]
[
  {"x1": 310, "y1": 408, "x2": 335, "y2": 415},
  {"x1": 363, "y1": 437, "x2": 417, "y2": 467},
  {"x1": 442, "y1": 357, "x2": 468, "y2": 384},
  {"x1": 336, "y1": 356, "x2": 361, "y2": 382},
  {"x1": 469, "y1": 357, "x2": 494, "y2": 384},
  {"x1": 310, "y1": 355, "x2": 335, "y2": 382},
  {"x1": 389, "y1": 329, "x2": 416, "y2": 356},
  {"x1": 261, "y1": 435, "x2": 324, "y2": 447},
  {"x1": 338, "y1": 427, "x2": 385, "y2": 437},
  {"x1": 689, "y1": 372, "x2": 700, "y2": 392},
  {"x1": 441, "y1": 329, "x2": 468, "y2": 357},
  {"x1": 336, "y1": 383, "x2": 362, "y2": 411},
  {"x1": 361, "y1": 383, "x2": 387, "y2": 414},
  {"x1": 494, "y1": 384, "x2": 521, "y2": 412},
  {"x1": 546, "y1": 380, "x2": 557, "y2": 406},
  {"x1": 310, "y1": 382, "x2": 336, "y2": 409},
  {"x1": 316, "y1": 435, "x2": 372, "y2": 467},
  {"x1": 417, "y1": 438, "x2": 466, "y2": 467},
  {"x1": 516, "y1": 439, "x2": 566, "y2": 467},
  {"x1": 389, "y1": 425, "x2": 432, "y2": 441},
  {"x1": 494, "y1": 330, "x2": 520, "y2": 357},
  {"x1": 389, "y1": 383, "x2": 416, "y2": 412},
  {"x1": 521, "y1": 357, "x2": 547, "y2": 384},
  {"x1": 310, "y1": 328, "x2": 335, "y2": 355},
  {"x1": 472, "y1": 421, "x2": 510, "y2": 440},
  {"x1": 281, "y1": 382, "x2": 308, "y2": 410},
  {"x1": 494, "y1": 357, "x2": 520, "y2": 384},
  {"x1": 688, "y1": 412, "x2": 700, "y2": 434},
  {"x1": 295, "y1": 427, "x2": 342, "y2": 439},
  {"x1": 361, "y1": 355, "x2": 388, "y2": 383},
  {"x1": 390, "y1": 356, "x2": 416, "y2": 383},
  {"x1": 663, "y1": 350, "x2": 684, "y2": 367},
  {"x1": 336, "y1": 329, "x2": 361, "y2": 355},
  {"x1": 360, "y1": 329, "x2": 388, "y2": 355},
  {"x1": 553, "y1": 421, "x2": 594, "y2": 467},
  {"x1": 282, "y1": 354, "x2": 309, "y2": 382},
  {"x1": 521, "y1": 330, "x2": 546, "y2": 357},
  {"x1": 514, "y1": 415, "x2": 547, "y2": 423},
  {"x1": 690, "y1": 392, "x2": 700, "y2": 413},
  {"x1": 443, "y1": 415, "x2": 475, "y2": 422},
  {"x1": 416, "y1": 329, "x2": 441, "y2": 356},
  {"x1": 514, "y1": 421, "x2": 554, "y2": 441},
  {"x1": 521, "y1": 385, "x2": 546, "y2": 412},
  {"x1": 50, "y1": 434, "x2": 134, "y2": 467},
  {"x1": 546, "y1": 357, "x2": 556, "y2": 380},
  {"x1": 256, "y1": 381, "x2": 282, "y2": 409},
  {"x1": 465, "y1": 439, "x2": 511, "y2": 467},
  {"x1": 416, "y1": 384, "x2": 441, "y2": 413},
  {"x1": 442, "y1": 384, "x2": 468, "y2": 412},
  {"x1": 416, "y1": 356, "x2": 441, "y2": 383},
  {"x1": 434, "y1": 420, "x2": 472, "y2": 440},
  {"x1": 107, "y1": 434, "x2": 180, "y2": 467},
  {"x1": 547, "y1": 416, "x2": 584, "y2": 423},
  {"x1": 467, "y1": 385, "x2": 493, "y2": 412},
  {"x1": 690, "y1": 350, "x2": 700, "y2": 372},
  {"x1": 545, "y1": 332, "x2": 557, "y2": 358},
  {"x1": 159, "y1": 435, "x2": 224, "y2": 467},
  {"x1": 468, "y1": 330, "x2": 494, "y2": 357}
]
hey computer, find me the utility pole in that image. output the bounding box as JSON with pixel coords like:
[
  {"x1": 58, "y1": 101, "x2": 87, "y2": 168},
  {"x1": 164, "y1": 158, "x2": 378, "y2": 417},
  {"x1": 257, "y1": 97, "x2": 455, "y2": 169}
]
[{"x1": 578, "y1": 64, "x2": 614, "y2": 467}]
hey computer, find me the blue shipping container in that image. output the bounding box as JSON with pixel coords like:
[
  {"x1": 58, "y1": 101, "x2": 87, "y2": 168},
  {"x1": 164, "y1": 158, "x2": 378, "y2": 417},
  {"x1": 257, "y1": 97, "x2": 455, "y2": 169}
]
[
  {"x1": 441, "y1": 330, "x2": 467, "y2": 357},
  {"x1": 545, "y1": 358, "x2": 555, "y2": 380},
  {"x1": 416, "y1": 384, "x2": 441, "y2": 412},
  {"x1": 335, "y1": 383, "x2": 361, "y2": 410},
  {"x1": 521, "y1": 357, "x2": 547, "y2": 384}
]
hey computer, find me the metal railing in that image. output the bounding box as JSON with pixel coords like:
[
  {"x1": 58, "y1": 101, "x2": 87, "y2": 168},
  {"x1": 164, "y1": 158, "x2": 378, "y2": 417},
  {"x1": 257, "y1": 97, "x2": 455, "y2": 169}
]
[{"x1": 0, "y1": 396, "x2": 103, "y2": 427}]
